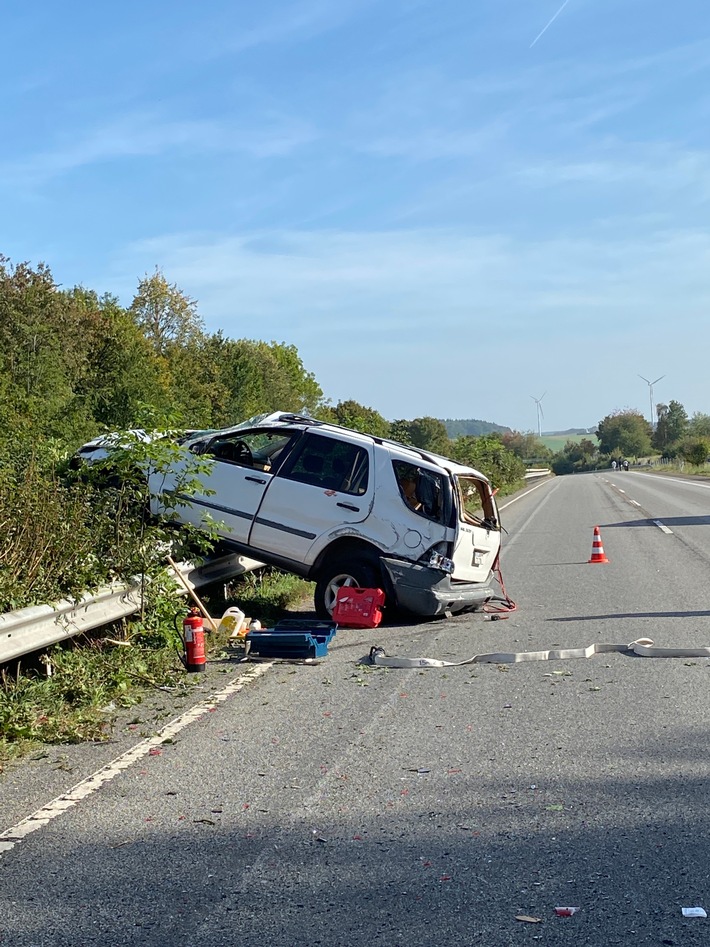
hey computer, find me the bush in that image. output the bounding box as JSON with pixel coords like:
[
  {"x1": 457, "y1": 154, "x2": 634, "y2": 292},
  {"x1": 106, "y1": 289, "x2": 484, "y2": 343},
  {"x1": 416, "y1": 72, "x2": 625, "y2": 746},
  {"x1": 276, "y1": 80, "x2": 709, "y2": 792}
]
[
  {"x1": 449, "y1": 435, "x2": 526, "y2": 494},
  {"x1": 681, "y1": 439, "x2": 710, "y2": 467},
  {"x1": 0, "y1": 430, "x2": 215, "y2": 612}
]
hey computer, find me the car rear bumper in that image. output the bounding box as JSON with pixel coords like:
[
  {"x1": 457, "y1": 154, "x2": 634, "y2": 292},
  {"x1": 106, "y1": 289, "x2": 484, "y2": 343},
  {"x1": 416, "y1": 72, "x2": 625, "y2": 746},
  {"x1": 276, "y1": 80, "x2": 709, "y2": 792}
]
[{"x1": 381, "y1": 558, "x2": 494, "y2": 617}]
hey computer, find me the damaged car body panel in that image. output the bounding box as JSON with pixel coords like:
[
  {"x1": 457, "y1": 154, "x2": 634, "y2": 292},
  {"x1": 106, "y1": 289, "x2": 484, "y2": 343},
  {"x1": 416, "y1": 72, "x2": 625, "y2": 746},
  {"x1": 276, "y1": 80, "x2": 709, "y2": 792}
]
[
  {"x1": 380, "y1": 558, "x2": 496, "y2": 618},
  {"x1": 148, "y1": 412, "x2": 503, "y2": 618}
]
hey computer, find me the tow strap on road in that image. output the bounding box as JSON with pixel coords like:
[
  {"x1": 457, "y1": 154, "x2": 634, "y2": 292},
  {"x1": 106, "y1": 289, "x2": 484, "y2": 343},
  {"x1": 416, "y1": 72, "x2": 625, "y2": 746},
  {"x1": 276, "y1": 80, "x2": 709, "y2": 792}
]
[{"x1": 365, "y1": 638, "x2": 710, "y2": 669}]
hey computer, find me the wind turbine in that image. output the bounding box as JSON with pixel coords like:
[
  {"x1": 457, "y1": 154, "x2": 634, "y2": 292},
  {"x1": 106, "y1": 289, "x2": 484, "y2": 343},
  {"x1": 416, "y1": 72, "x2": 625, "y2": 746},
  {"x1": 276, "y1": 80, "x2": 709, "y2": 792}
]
[
  {"x1": 530, "y1": 392, "x2": 546, "y2": 439},
  {"x1": 638, "y1": 374, "x2": 665, "y2": 428}
]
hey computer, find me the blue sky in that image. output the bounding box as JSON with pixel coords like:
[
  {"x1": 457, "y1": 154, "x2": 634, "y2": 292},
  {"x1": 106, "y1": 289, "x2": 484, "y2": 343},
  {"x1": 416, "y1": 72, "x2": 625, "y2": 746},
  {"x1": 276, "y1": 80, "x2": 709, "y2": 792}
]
[{"x1": 2, "y1": 0, "x2": 709, "y2": 432}]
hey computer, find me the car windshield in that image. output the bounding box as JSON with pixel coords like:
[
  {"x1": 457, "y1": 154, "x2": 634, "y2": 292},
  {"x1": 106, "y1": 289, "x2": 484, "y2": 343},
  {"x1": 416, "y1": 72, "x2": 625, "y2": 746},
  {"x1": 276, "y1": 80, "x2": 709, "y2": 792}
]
[
  {"x1": 201, "y1": 429, "x2": 298, "y2": 472},
  {"x1": 231, "y1": 413, "x2": 274, "y2": 430}
]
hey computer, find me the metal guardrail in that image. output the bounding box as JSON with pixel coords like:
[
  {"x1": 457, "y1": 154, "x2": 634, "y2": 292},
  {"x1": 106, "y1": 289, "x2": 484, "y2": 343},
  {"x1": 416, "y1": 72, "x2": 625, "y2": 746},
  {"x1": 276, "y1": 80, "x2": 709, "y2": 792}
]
[
  {"x1": 525, "y1": 468, "x2": 552, "y2": 479},
  {"x1": 0, "y1": 554, "x2": 263, "y2": 665}
]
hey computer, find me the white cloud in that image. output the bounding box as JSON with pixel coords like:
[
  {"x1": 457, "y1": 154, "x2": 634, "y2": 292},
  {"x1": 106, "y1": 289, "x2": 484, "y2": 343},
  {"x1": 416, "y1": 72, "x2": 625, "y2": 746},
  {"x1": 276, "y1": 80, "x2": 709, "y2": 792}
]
[
  {"x1": 360, "y1": 121, "x2": 508, "y2": 160},
  {"x1": 0, "y1": 111, "x2": 316, "y2": 189},
  {"x1": 112, "y1": 225, "x2": 710, "y2": 322},
  {"x1": 517, "y1": 143, "x2": 710, "y2": 201},
  {"x1": 339, "y1": 35, "x2": 710, "y2": 170},
  {"x1": 194, "y1": 0, "x2": 379, "y2": 57}
]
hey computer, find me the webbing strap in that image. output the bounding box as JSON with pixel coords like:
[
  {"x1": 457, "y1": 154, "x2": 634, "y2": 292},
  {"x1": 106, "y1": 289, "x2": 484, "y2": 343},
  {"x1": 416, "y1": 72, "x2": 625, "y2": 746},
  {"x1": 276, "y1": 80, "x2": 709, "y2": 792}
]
[{"x1": 366, "y1": 638, "x2": 710, "y2": 669}]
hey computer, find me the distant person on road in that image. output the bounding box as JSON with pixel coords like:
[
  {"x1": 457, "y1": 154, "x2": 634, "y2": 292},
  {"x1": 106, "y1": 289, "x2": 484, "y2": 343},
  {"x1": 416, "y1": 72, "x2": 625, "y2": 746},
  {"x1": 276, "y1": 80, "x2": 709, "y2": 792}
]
[
  {"x1": 611, "y1": 460, "x2": 617, "y2": 470},
  {"x1": 623, "y1": 460, "x2": 629, "y2": 471}
]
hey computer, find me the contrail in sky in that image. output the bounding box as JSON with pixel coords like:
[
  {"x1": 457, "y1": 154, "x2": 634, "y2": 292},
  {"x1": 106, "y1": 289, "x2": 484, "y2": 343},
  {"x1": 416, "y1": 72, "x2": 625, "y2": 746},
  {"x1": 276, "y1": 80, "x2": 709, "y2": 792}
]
[{"x1": 530, "y1": 0, "x2": 571, "y2": 48}]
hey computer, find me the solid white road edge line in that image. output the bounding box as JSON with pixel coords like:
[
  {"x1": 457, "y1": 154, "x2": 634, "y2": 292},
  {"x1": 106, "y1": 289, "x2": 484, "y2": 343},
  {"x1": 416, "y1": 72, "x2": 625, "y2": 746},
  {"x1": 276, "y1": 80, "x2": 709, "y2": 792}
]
[
  {"x1": 632, "y1": 472, "x2": 710, "y2": 490},
  {"x1": 0, "y1": 661, "x2": 272, "y2": 859},
  {"x1": 498, "y1": 478, "x2": 552, "y2": 510}
]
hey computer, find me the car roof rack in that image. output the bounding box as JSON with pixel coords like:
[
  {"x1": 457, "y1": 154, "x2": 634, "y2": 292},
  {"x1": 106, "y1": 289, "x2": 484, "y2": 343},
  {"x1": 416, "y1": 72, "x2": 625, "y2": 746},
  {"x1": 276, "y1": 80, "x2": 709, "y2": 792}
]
[{"x1": 274, "y1": 413, "x2": 321, "y2": 425}]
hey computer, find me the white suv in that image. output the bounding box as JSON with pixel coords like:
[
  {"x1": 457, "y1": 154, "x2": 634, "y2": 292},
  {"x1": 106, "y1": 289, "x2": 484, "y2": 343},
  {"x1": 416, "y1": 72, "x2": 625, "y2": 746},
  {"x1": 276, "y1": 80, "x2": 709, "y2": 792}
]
[{"x1": 149, "y1": 412, "x2": 503, "y2": 619}]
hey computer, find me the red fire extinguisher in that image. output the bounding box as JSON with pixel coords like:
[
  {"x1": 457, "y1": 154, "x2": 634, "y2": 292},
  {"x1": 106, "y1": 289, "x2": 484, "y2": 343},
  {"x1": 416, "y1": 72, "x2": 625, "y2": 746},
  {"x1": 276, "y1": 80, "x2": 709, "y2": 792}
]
[{"x1": 181, "y1": 607, "x2": 206, "y2": 673}]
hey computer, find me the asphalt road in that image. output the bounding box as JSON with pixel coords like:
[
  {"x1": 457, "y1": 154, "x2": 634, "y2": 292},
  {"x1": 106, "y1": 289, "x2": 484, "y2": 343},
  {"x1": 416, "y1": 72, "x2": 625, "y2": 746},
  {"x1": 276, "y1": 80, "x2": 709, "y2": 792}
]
[{"x1": 2, "y1": 469, "x2": 710, "y2": 946}]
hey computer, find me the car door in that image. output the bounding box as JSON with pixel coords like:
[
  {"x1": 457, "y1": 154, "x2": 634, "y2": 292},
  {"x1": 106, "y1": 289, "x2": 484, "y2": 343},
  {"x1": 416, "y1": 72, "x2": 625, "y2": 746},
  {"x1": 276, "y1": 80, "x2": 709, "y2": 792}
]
[
  {"x1": 248, "y1": 432, "x2": 372, "y2": 564},
  {"x1": 450, "y1": 475, "x2": 501, "y2": 581},
  {"x1": 153, "y1": 429, "x2": 298, "y2": 544}
]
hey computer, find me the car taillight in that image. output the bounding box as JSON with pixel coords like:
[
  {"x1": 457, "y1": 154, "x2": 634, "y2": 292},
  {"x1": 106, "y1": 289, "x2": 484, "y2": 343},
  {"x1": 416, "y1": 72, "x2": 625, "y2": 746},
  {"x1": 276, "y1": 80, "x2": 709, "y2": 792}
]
[
  {"x1": 421, "y1": 542, "x2": 454, "y2": 574},
  {"x1": 428, "y1": 551, "x2": 454, "y2": 574}
]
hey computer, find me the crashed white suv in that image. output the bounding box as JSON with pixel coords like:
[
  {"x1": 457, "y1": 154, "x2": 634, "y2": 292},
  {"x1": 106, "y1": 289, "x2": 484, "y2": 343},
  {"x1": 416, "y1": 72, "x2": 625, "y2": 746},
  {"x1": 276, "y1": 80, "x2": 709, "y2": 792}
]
[{"x1": 149, "y1": 412, "x2": 503, "y2": 619}]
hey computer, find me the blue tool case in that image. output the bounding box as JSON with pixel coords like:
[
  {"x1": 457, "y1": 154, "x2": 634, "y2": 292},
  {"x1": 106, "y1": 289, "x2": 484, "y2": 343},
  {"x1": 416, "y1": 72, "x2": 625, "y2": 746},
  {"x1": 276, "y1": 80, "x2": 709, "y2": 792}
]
[{"x1": 245, "y1": 619, "x2": 337, "y2": 659}]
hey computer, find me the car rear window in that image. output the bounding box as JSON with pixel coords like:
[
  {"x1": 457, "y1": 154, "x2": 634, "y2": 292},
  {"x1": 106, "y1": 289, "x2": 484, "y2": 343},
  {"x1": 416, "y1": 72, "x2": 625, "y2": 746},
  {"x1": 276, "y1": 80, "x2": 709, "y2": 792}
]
[{"x1": 456, "y1": 475, "x2": 498, "y2": 529}]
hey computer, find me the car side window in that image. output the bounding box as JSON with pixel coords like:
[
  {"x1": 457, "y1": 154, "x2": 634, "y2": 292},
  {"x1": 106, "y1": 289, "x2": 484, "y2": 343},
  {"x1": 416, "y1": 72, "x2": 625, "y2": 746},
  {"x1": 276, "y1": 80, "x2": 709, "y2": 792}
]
[
  {"x1": 205, "y1": 431, "x2": 296, "y2": 472},
  {"x1": 393, "y1": 462, "x2": 446, "y2": 524},
  {"x1": 281, "y1": 434, "x2": 369, "y2": 495}
]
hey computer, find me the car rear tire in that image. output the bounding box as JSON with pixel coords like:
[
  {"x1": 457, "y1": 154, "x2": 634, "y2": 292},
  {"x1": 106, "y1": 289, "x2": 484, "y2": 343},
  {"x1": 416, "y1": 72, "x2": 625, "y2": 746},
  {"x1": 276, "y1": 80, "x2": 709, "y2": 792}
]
[{"x1": 314, "y1": 553, "x2": 382, "y2": 619}]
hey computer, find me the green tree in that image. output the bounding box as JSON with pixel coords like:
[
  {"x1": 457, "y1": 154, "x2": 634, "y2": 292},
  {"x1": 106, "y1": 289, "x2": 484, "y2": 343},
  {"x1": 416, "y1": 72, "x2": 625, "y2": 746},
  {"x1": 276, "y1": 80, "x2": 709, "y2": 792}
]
[
  {"x1": 666, "y1": 400, "x2": 689, "y2": 443},
  {"x1": 654, "y1": 400, "x2": 688, "y2": 452},
  {"x1": 551, "y1": 438, "x2": 597, "y2": 474},
  {"x1": 0, "y1": 258, "x2": 67, "y2": 434},
  {"x1": 0, "y1": 258, "x2": 107, "y2": 441},
  {"x1": 596, "y1": 410, "x2": 652, "y2": 458},
  {"x1": 321, "y1": 400, "x2": 390, "y2": 438},
  {"x1": 688, "y1": 412, "x2": 710, "y2": 438},
  {"x1": 681, "y1": 439, "x2": 709, "y2": 467},
  {"x1": 393, "y1": 417, "x2": 450, "y2": 454},
  {"x1": 450, "y1": 434, "x2": 525, "y2": 491},
  {"x1": 130, "y1": 269, "x2": 205, "y2": 355},
  {"x1": 501, "y1": 431, "x2": 553, "y2": 463},
  {"x1": 210, "y1": 338, "x2": 324, "y2": 426},
  {"x1": 215, "y1": 339, "x2": 279, "y2": 422},
  {"x1": 77, "y1": 293, "x2": 171, "y2": 432},
  {"x1": 653, "y1": 403, "x2": 670, "y2": 453},
  {"x1": 269, "y1": 342, "x2": 324, "y2": 416},
  {"x1": 388, "y1": 419, "x2": 412, "y2": 444},
  {"x1": 166, "y1": 332, "x2": 231, "y2": 429}
]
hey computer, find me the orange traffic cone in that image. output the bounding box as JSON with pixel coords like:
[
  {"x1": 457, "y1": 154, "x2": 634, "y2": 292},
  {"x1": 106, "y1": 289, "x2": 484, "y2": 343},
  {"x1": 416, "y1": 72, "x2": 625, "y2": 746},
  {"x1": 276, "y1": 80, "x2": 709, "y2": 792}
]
[{"x1": 588, "y1": 526, "x2": 609, "y2": 563}]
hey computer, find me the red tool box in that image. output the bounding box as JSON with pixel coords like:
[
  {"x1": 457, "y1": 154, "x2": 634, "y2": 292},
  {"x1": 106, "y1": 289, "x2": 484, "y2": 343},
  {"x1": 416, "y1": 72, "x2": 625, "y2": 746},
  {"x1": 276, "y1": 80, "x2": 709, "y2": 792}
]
[{"x1": 332, "y1": 587, "x2": 385, "y2": 628}]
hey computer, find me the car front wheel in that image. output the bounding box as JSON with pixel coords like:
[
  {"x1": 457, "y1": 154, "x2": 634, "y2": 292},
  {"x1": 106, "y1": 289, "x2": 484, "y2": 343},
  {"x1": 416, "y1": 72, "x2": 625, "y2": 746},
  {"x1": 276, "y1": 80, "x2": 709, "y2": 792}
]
[{"x1": 314, "y1": 554, "x2": 382, "y2": 619}]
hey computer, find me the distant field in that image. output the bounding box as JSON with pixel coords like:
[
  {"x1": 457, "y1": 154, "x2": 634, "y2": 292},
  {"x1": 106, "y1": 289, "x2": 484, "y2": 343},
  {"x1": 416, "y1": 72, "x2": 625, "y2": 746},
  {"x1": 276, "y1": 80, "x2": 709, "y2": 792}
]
[{"x1": 540, "y1": 433, "x2": 598, "y2": 452}]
